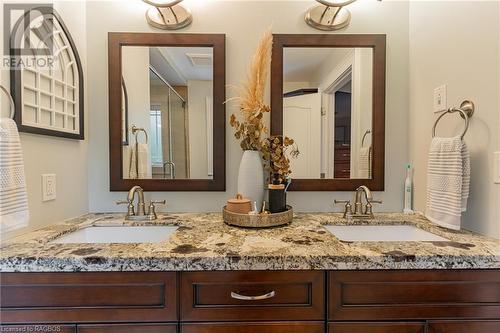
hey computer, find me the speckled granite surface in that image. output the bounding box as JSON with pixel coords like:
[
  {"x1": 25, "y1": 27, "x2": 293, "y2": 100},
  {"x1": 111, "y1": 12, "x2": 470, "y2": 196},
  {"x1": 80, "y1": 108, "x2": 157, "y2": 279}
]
[{"x1": 1, "y1": 212, "x2": 498, "y2": 272}]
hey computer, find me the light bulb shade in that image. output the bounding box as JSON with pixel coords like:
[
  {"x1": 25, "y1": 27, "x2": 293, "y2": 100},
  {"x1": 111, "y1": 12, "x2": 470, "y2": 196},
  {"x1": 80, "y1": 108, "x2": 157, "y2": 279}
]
[
  {"x1": 142, "y1": 0, "x2": 184, "y2": 8},
  {"x1": 316, "y1": 0, "x2": 357, "y2": 7},
  {"x1": 306, "y1": 0, "x2": 356, "y2": 31},
  {"x1": 144, "y1": 0, "x2": 192, "y2": 30}
]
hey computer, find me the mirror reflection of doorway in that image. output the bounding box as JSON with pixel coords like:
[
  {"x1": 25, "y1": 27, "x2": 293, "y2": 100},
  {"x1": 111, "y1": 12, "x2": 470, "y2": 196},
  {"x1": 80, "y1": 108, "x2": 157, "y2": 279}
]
[
  {"x1": 333, "y1": 80, "x2": 352, "y2": 179},
  {"x1": 282, "y1": 47, "x2": 373, "y2": 180}
]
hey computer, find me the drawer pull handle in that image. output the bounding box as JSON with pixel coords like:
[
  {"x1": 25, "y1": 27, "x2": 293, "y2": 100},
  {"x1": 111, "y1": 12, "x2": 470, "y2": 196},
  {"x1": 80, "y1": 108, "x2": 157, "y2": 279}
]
[{"x1": 230, "y1": 290, "x2": 276, "y2": 301}]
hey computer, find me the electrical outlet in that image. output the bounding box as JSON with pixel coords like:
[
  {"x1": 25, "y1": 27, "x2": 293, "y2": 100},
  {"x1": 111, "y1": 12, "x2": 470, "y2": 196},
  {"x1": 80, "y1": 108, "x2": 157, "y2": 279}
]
[
  {"x1": 42, "y1": 174, "x2": 56, "y2": 201},
  {"x1": 433, "y1": 84, "x2": 447, "y2": 113},
  {"x1": 495, "y1": 152, "x2": 500, "y2": 184}
]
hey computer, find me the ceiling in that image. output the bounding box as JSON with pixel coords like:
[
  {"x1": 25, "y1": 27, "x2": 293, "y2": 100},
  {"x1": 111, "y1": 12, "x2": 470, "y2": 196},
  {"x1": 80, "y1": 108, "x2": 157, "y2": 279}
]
[
  {"x1": 283, "y1": 48, "x2": 353, "y2": 83},
  {"x1": 149, "y1": 46, "x2": 213, "y2": 86}
]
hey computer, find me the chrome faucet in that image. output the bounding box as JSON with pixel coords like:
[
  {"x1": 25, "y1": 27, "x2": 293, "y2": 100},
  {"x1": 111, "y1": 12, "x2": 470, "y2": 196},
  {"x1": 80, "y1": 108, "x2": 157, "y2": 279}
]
[
  {"x1": 334, "y1": 185, "x2": 382, "y2": 219},
  {"x1": 163, "y1": 161, "x2": 176, "y2": 179},
  {"x1": 117, "y1": 185, "x2": 166, "y2": 220}
]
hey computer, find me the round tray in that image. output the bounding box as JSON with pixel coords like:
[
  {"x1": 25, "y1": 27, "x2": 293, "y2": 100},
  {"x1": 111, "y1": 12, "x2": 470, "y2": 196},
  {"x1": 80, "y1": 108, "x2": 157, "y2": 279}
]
[{"x1": 223, "y1": 205, "x2": 293, "y2": 228}]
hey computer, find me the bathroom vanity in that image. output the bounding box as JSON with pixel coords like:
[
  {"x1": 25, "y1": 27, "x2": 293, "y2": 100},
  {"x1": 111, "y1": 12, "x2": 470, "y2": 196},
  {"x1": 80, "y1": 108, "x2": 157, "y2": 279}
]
[{"x1": 1, "y1": 213, "x2": 499, "y2": 332}]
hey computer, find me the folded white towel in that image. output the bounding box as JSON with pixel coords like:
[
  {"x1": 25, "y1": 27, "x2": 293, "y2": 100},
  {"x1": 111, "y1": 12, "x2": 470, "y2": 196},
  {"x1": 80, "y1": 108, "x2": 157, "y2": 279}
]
[
  {"x1": 129, "y1": 143, "x2": 150, "y2": 179},
  {"x1": 425, "y1": 136, "x2": 470, "y2": 230},
  {"x1": 0, "y1": 118, "x2": 29, "y2": 233},
  {"x1": 358, "y1": 146, "x2": 372, "y2": 178}
]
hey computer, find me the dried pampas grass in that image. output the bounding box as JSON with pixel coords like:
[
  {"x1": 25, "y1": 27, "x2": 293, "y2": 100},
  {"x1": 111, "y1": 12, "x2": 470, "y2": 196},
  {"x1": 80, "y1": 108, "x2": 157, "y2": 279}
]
[
  {"x1": 240, "y1": 29, "x2": 272, "y2": 119},
  {"x1": 229, "y1": 29, "x2": 273, "y2": 151}
]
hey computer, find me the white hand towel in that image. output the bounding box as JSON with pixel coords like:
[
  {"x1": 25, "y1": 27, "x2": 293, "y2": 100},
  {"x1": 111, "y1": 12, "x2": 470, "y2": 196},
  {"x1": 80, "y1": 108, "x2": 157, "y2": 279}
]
[
  {"x1": 425, "y1": 136, "x2": 470, "y2": 230},
  {"x1": 358, "y1": 146, "x2": 372, "y2": 178},
  {"x1": 0, "y1": 118, "x2": 29, "y2": 233},
  {"x1": 129, "y1": 143, "x2": 150, "y2": 179}
]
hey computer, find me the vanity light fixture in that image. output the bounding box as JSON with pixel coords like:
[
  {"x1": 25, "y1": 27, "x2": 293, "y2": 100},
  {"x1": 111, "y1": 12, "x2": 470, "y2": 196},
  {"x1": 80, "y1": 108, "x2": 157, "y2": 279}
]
[
  {"x1": 142, "y1": 0, "x2": 192, "y2": 30},
  {"x1": 305, "y1": 0, "x2": 358, "y2": 31}
]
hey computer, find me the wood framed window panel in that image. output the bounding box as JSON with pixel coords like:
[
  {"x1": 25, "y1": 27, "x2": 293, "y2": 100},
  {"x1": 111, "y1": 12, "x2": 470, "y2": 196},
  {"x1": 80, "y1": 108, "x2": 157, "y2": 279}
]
[{"x1": 10, "y1": 6, "x2": 84, "y2": 140}]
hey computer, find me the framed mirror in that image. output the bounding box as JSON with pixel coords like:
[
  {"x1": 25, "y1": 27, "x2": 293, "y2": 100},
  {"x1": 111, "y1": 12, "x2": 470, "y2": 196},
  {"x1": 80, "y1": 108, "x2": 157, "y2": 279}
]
[
  {"x1": 271, "y1": 34, "x2": 386, "y2": 191},
  {"x1": 108, "y1": 33, "x2": 225, "y2": 191}
]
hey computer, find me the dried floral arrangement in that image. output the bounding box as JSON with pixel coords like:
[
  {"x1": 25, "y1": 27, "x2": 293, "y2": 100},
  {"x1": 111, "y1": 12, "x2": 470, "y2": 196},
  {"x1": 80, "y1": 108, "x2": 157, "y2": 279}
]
[
  {"x1": 228, "y1": 30, "x2": 299, "y2": 183},
  {"x1": 262, "y1": 136, "x2": 300, "y2": 184}
]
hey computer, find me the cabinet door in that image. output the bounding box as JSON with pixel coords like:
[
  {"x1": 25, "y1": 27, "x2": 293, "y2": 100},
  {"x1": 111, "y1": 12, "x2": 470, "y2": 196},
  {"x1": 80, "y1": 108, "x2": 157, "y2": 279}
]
[
  {"x1": 329, "y1": 322, "x2": 424, "y2": 333},
  {"x1": 0, "y1": 325, "x2": 75, "y2": 332},
  {"x1": 181, "y1": 322, "x2": 324, "y2": 333},
  {"x1": 78, "y1": 324, "x2": 177, "y2": 333},
  {"x1": 428, "y1": 321, "x2": 500, "y2": 333}
]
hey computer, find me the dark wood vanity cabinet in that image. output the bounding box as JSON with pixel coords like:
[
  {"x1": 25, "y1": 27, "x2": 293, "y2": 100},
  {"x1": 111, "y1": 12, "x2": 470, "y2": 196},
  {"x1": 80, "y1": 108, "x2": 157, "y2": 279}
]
[
  {"x1": 328, "y1": 322, "x2": 425, "y2": 333},
  {"x1": 1, "y1": 270, "x2": 499, "y2": 333},
  {"x1": 0, "y1": 325, "x2": 76, "y2": 333},
  {"x1": 0, "y1": 272, "x2": 177, "y2": 323},
  {"x1": 328, "y1": 270, "x2": 500, "y2": 321},
  {"x1": 77, "y1": 324, "x2": 178, "y2": 333},
  {"x1": 180, "y1": 270, "x2": 324, "y2": 322},
  {"x1": 181, "y1": 322, "x2": 325, "y2": 333},
  {"x1": 427, "y1": 321, "x2": 500, "y2": 333}
]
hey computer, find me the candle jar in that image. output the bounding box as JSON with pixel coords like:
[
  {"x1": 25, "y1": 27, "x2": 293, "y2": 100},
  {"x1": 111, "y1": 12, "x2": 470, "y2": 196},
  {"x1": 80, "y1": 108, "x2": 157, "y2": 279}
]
[{"x1": 268, "y1": 184, "x2": 286, "y2": 213}]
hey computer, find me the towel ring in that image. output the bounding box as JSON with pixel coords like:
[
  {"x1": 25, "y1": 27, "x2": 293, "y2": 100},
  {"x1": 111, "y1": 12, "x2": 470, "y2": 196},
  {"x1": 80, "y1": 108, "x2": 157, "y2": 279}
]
[
  {"x1": 0, "y1": 85, "x2": 15, "y2": 119},
  {"x1": 361, "y1": 130, "x2": 371, "y2": 147},
  {"x1": 432, "y1": 100, "x2": 475, "y2": 140},
  {"x1": 131, "y1": 125, "x2": 148, "y2": 144}
]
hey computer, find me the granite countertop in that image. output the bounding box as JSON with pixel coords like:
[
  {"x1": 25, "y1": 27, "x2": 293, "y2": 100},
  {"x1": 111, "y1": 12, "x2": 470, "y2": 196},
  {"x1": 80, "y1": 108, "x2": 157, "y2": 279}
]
[{"x1": 1, "y1": 212, "x2": 499, "y2": 272}]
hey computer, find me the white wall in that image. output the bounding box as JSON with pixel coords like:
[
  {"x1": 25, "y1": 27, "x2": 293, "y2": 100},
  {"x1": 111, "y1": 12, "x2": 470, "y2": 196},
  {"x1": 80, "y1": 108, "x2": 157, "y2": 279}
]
[
  {"x1": 86, "y1": 0, "x2": 409, "y2": 213},
  {"x1": 351, "y1": 48, "x2": 373, "y2": 178},
  {"x1": 187, "y1": 80, "x2": 213, "y2": 179},
  {"x1": 409, "y1": 1, "x2": 500, "y2": 238},
  {"x1": 122, "y1": 46, "x2": 151, "y2": 178},
  {"x1": 0, "y1": 1, "x2": 88, "y2": 240}
]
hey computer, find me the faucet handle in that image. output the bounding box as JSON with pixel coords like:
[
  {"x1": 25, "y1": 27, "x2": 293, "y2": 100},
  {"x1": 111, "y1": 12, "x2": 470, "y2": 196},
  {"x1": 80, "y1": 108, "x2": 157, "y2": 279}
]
[
  {"x1": 334, "y1": 199, "x2": 353, "y2": 219},
  {"x1": 368, "y1": 199, "x2": 383, "y2": 204},
  {"x1": 116, "y1": 200, "x2": 129, "y2": 205},
  {"x1": 147, "y1": 200, "x2": 166, "y2": 220},
  {"x1": 116, "y1": 199, "x2": 135, "y2": 216},
  {"x1": 365, "y1": 199, "x2": 382, "y2": 216},
  {"x1": 151, "y1": 200, "x2": 166, "y2": 205}
]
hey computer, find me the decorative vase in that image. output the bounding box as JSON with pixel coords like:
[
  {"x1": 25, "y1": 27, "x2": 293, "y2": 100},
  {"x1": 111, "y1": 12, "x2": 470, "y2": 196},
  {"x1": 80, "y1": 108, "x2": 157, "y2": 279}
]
[{"x1": 237, "y1": 150, "x2": 265, "y2": 210}]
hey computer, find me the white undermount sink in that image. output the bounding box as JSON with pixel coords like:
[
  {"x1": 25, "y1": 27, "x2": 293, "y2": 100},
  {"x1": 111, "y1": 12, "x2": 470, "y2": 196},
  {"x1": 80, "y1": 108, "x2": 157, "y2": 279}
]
[
  {"x1": 324, "y1": 225, "x2": 449, "y2": 242},
  {"x1": 51, "y1": 226, "x2": 178, "y2": 244}
]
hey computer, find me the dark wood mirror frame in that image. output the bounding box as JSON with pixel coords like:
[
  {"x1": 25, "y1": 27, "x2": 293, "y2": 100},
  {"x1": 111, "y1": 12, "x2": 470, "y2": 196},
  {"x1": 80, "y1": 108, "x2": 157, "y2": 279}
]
[
  {"x1": 271, "y1": 34, "x2": 386, "y2": 191},
  {"x1": 108, "y1": 32, "x2": 226, "y2": 191}
]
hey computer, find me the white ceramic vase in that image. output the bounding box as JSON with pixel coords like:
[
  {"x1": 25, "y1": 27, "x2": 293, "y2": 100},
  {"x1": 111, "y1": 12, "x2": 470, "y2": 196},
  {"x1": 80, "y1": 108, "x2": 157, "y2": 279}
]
[{"x1": 237, "y1": 150, "x2": 265, "y2": 210}]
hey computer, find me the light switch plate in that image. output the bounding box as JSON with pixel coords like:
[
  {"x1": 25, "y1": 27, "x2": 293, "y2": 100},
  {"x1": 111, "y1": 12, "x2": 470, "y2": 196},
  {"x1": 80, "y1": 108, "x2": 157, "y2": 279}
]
[
  {"x1": 42, "y1": 174, "x2": 56, "y2": 201},
  {"x1": 433, "y1": 84, "x2": 447, "y2": 113},
  {"x1": 494, "y1": 152, "x2": 500, "y2": 184}
]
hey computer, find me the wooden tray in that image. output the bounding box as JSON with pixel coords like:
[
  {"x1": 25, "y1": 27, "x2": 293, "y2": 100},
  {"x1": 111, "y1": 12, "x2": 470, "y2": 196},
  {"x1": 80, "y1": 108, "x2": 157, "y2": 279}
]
[{"x1": 223, "y1": 205, "x2": 293, "y2": 228}]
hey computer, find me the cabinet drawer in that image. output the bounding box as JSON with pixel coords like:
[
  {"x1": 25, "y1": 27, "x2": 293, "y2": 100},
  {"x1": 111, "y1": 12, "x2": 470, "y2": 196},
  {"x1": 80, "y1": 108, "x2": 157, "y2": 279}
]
[
  {"x1": 0, "y1": 272, "x2": 177, "y2": 323},
  {"x1": 328, "y1": 322, "x2": 425, "y2": 333},
  {"x1": 428, "y1": 321, "x2": 500, "y2": 333},
  {"x1": 334, "y1": 150, "x2": 350, "y2": 162},
  {"x1": 78, "y1": 324, "x2": 177, "y2": 333},
  {"x1": 181, "y1": 322, "x2": 325, "y2": 333},
  {"x1": 334, "y1": 163, "x2": 350, "y2": 178},
  {"x1": 0, "y1": 325, "x2": 75, "y2": 333},
  {"x1": 181, "y1": 271, "x2": 325, "y2": 321},
  {"x1": 329, "y1": 270, "x2": 500, "y2": 320}
]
